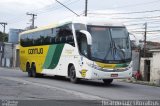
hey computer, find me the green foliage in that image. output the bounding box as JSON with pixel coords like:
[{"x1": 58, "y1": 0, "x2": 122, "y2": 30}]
[{"x1": 0, "y1": 31, "x2": 8, "y2": 42}]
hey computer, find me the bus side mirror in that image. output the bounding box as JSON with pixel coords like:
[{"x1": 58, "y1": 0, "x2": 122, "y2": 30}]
[{"x1": 79, "y1": 30, "x2": 92, "y2": 45}]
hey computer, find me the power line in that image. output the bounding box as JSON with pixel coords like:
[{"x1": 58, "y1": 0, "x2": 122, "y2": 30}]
[
  {"x1": 87, "y1": 0, "x2": 160, "y2": 14},
  {"x1": 30, "y1": 0, "x2": 72, "y2": 13},
  {"x1": 112, "y1": 15, "x2": 160, "y2": 20},
  {"x1": 88, "y1": 9, "x2": 160, "y2": 15},
  {"x1": 55, "y1": 0, "x2": 79, "y2": 16},
  {"x1": 7, "y1": 0, "x2": 74, "y2": 23},
  {"x1": 125, "y1": 20, "x2": 160, "y2": 26},
  {"x1": 147, "y1": 26, "x2": 160, "y2": 29},
  {"x1": 127, "y1": 28, "x2": 144, "y2": 31},
  {"x1": 40, "y1": 0, "x2": 80, "y2": 15},
  {"x1": 148, "y1": 35, "x2": 160, "y2": 40},
  {"x1": 103, "y1": 0, "x2": 160, "y2": 10},
  {"x1": 122, "y1": 18, "x2": 160, "y2": 23},
  {"x1": 7, "y1": 0, "x2": 80, "y2": 25},
  {"x1": 127, "y1": 26, "x2": 160, "y2": 31},
  {"x1": 144, "y1": 32, "x2": 160, "y2": 34},
  {"x1": 35, "y1": 0, "x2": 80, "y2": 14},
  {"x1": 125, "y1": 23, "x2": 144, "y2": 26},
  {"x1": 131, "y1": 30, "x2": 160, "y2": 33},
  {"x1": 87, "y1": 12, "x2": 160, "y2": 20}
]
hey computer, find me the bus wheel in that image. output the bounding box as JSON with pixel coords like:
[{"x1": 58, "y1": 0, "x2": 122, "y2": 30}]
[
  {"x1": 103, "y1": 79, "x2": 113, "y2": 85},
  {"x1": 26, "y1": 64, "x2": 32, "y2": 77},
  {"x1": 31, "y1": 64, "x2": 37, "y2": 78},
  {"x1": 69, "y1": 65, "x2": 78, "y2": 83}
]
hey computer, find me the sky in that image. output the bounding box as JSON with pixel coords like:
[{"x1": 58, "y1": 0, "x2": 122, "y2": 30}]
[{"x1": 0, "y1": 0, "x2": 160, "y2": 42}]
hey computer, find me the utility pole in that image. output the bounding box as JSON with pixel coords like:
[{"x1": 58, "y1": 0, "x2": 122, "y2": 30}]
[
  {"x1": 143, "y1": 22, "x2": 147, "y2": 57},
  {"x1": 26, "y1": 13, "x2": 37, "y2": 29},
  {"x1": 85, "y1": 0, "x2": 88, "y2": 16},
  {"x1": 0, "y1": 22, "x2": 7, "y2": 33}
]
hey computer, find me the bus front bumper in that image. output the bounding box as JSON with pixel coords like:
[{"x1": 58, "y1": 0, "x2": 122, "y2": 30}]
[{"x1": 79, "y1": 67, "x2": 132, "y2": 80}]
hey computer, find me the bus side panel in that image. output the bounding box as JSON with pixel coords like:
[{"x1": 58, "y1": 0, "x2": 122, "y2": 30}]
[
  {"x1": 41, "y1": 44, "x2": 77, "y2": 77},
  {"x1": 41, "y1": 44, "x2": 65, "y2": 75},
  {"x1": 20, "y1": 45, "x2": 50, "y2": 73},
  {"x1": 56, "y1": 44, "x2": 78, "y2": 77}
]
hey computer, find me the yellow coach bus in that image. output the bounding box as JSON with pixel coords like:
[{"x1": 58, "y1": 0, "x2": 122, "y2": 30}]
[{"x1": 19, "y1": 17, "x2": 132, "y2": 84}]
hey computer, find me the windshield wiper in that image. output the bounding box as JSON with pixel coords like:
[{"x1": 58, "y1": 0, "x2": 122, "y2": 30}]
[
  {"x1": 112, "y1": 40, "x2": 125, "y2": 60},
  {"x1": 103, "y1": 42, "x2": 113, "y2": 60},
  {"x1": 103, "y1": 40, "x2": 125, "y2": 61}
]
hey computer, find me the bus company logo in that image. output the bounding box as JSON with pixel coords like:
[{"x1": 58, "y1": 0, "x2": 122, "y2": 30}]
[{"x1": 28, "y1": 48, "x2": 43, "y2": 54}]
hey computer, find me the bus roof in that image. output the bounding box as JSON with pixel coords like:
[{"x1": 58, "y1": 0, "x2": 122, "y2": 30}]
[
  {"x1": 20, "y1": 17, "x2": 125, "y2": 35},
  {"x1": 60, "y1": 17, "x2": 124, "y2": 26}
]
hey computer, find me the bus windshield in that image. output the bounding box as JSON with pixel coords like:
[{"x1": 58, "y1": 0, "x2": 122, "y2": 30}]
[{"x1": 87, "y1": 26, "x2": 131, "y2": 63}]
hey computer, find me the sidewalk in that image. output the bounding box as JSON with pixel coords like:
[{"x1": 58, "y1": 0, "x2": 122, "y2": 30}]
[
  {"x1": 119, "y1": 77, "x2": 160, "y2": 87},
  {"x1": 0, "y1": 66, "x2": 20, "y2": 70}
]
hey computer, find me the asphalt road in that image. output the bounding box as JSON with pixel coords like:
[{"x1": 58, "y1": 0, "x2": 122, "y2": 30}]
[{"x1": 0, "y1": 67, "x2": 160, "y2": 105}]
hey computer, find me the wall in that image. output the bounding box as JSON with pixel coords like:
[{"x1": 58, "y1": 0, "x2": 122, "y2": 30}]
[
  {"x1": 0, "y1": 43, "x2": 19, "y2": 68},
  {"x1": 150, "y1": 52, "x2": 160, "y2": 85},
  {"x1": 2, "y1": 43, "x2": 14, "y2": 67},
  {"x1": 0, "y1": 42, "x2": 4, "y2": 66}
]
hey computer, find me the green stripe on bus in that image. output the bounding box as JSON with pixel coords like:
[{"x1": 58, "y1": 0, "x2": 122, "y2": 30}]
[
  {"x1": 115, "y1": 63, "x2": 128, "y2": 68},
  {"x1": 43, "y1": 44, "x2": 64, "y2": 69},
  {"x1": 43, "y1": 45, "x2": 56, "y2": 69},
  {"x1": 48, "y1": 44, "x2": 64, "y2": 69}
]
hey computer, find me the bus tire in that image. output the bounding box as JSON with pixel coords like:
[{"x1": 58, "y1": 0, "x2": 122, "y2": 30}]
[
  {"x1": 26, "y1": 63, "x2": 32, "y2": 77},
  {"x1": 69, "y1": 65, "x2": 78, "y2": 83},
  {"x1": 31, "y1": 64, "x2": 37, "y2": 78},
  {"x1": 103, "y1": 79, "x2": 113, "y2": 85}
]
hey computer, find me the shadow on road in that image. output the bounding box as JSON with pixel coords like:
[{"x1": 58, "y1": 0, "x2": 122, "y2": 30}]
[{"x1": 30, "y1": 75, "x2": 129, "y2": 89}]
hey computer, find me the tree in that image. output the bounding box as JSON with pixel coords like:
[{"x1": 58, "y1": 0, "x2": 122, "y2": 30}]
[{"x1": 0, "y1": 31, "x2": 8, "y2": 42}]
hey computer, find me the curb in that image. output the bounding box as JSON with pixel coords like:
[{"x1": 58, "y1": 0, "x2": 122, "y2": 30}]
[{"x1": 119, "y1": 78, "x2": 160, "y2": 87}]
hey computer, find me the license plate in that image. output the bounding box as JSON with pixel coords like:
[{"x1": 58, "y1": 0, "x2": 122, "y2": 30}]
[{"x1": 111, "y1": 74, "x2": 118, "y2": 77}]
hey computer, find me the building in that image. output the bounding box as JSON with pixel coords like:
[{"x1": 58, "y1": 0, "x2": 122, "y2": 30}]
[
  {"x1": 8, "y1": 29, "x2": 22, "y2": 44},
  {"x1": 139, "y1": 41, "x2": 160, "y2": 85},
  {"x1": 0, "y1": 42, "x2": 20, "y2": 67},
  {"x1": 0, "y1": 29, "x2": 23, "y2": 67},
  {"x1": 0, "y1": 42, "x2": 4, "y2": 66},
  {"x1": 150, "y1": 50, "x2": 160, "y2": 85}
]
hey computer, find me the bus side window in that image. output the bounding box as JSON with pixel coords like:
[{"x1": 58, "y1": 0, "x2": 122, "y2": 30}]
[
  {"x1": 60, "y1": 37, "x2": 66, "y2": 43},
  {"x1": 23, "y1": 35, "x2": 28, "y2": 46},
  {"x1": 51, "y1": 28, "x2": 56, "y2": 44},
  {"x1": 66, "y1": 36, "x2": 74, "y2": 46},
  {"x1": 51, "y1": 37, "x2": 56, "y2": 44},
  {"x1": 56, "y1": 24, "x2": 75, "y2": 46},
  {"x1": 45, "y1": 29, "x2": 53, "y2": 45},
  {"x1": 55, "y1": 37, "x2": 60, "y2": 44},
  {"x1": 76, "y1": 31, "x2": 88, "y2": 56},
  {"x1": 33, "y1": 33, "x2": 39, "y2": 46},
  {"x1": 27, "y1": 34, "x2": 33, "y2": 46},
  {"x1": 20, "y1": 34, "x2": 26, "y2": 47}
]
